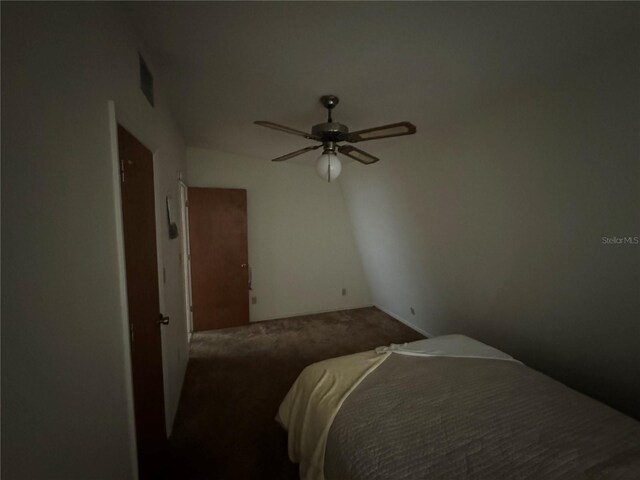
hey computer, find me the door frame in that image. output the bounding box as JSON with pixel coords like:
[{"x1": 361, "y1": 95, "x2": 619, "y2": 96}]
[
  {"x1": 108, "y1": 100, "x2": 163, "y2": 479},
  {"x1": 178, "y1": 179, "x2": 194, "y2": 338}
]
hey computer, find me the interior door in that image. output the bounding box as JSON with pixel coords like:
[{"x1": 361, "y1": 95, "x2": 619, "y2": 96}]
[
  {"x1": 117, "y1": 125, "x2": 167, "y2": 479},
  {"x1": 188, "y1": 187, "x2": 249, "y2": 331}
]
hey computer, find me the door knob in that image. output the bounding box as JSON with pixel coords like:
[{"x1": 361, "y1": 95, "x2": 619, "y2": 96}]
[
  {"x1": 241, "y1": 263, "x2": 248, "y2": 268},
  {"x1": 158, "y1": 314, "x2": 170, "y2": 325}
]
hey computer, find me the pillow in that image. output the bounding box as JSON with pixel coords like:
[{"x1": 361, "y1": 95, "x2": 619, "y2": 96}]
[{"x1": 376, "y1": 334, "x2": 518, "y2": 362}]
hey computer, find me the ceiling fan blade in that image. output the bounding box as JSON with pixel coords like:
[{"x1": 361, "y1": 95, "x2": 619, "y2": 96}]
[
  {"x1": 346, "y1": 121, "x2": 416, "y2": 143},
  {"x1": 338, "y1": 145, "x2": 380, "y2": 165},
  {"x1": 254, "y1": 121, "x2": 321, "y2": 141},
  {"x1": 272, "y1": 145, "x2": 321, "y2": 162}
]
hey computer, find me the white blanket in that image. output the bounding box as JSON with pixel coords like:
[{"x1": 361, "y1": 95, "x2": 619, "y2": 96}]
[{"x1": 276, "y1": 350, "x2": 390, "y2": 480}]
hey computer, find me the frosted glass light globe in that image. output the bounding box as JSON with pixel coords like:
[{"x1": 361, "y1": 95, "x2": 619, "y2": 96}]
[{"x1": 315, "y1": 151, "x2": 342, "y2": 182}]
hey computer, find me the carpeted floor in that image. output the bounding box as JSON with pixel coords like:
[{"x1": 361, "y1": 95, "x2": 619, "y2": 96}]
[{"x1": 168, "y1": 306, "x2": 424, "y2": 479}]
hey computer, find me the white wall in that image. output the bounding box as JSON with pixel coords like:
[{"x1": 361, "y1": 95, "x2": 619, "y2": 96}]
[
  {"x1": 340, "y1": 33, "x2": 640, "y2": 418},
  {"x1": 2, "y1": 3, "x2": 189, "y2": 479},
  {"x1": 187, "y1": 148, "x2": 371, "y2": 321}
]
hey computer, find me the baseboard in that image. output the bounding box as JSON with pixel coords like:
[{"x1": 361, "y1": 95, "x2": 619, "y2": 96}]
[
  {"x1": 374, "y1": 304, "x2": 433, "y2": 338},
  {"x1": 252, "y1": 303, "x2": 375, "y2": 323}
]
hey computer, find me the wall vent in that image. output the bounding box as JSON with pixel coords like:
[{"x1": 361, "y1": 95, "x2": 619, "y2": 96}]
[{"x1": 139, "y1": 54, "x2": 154, "y2": 107}]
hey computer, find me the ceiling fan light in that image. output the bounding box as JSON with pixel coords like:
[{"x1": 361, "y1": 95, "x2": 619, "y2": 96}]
[{"x1": 316, "y1": 151, "x2": 342, "y2": 182}]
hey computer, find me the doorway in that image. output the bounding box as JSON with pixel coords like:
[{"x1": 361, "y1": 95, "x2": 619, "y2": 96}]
[
  {"x1": 117, "y1": 125, "x2": 167, "y2": 479},
  {"x1": 187, "y1": 187, "x2": 250, "y2": 331}
]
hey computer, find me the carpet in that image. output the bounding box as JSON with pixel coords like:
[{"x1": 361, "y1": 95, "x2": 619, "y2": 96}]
[{"x1": 168, "y1": 306, "x2": 424, "y2": 479}]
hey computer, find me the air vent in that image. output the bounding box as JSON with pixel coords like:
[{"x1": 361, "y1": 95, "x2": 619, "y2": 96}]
[{"x1": 139, "y1": 54, "x2": 154, "y2": 107}]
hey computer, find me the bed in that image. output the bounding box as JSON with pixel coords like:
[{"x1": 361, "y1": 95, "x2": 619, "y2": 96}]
[{"x1": 277, "y1": 335, "x2": 640, "y2": 480}]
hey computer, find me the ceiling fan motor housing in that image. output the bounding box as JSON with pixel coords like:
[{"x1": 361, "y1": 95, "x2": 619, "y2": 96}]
[{"x1": 312, "y1": 122, "x2": 349, "y2": 143}]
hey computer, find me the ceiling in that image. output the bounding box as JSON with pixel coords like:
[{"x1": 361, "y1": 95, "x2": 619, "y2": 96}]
[{"x1": 126, "y1": 2, "x2": 636, "y2": 165}]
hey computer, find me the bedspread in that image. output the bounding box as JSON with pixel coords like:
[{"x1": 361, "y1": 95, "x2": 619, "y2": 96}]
[{"x1": 325, "y1": 354, "x2": 640, "y2": 479}]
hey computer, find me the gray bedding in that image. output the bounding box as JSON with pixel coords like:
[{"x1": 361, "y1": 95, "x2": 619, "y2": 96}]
[{"x1": 325, "y1": 354, "x2": 640, "y2": 479}]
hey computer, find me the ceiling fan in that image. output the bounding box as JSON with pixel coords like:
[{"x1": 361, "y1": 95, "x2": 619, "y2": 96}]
[{"x1": 254, "y1": 95, "x2": 416, "y2": 182}]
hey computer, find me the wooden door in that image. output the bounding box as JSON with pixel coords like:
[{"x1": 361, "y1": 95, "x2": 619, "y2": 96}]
[
  {"x1": 117, "y1": 125, "x2": 167, "y2": 479},
  {"x1": 188, "y1": 187, "x2": 249, "y2": 331}
]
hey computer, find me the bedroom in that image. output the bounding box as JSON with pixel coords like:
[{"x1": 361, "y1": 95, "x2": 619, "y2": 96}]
[{"x1": 2, "y1": 2, "x2": 639, "y2": 479}]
